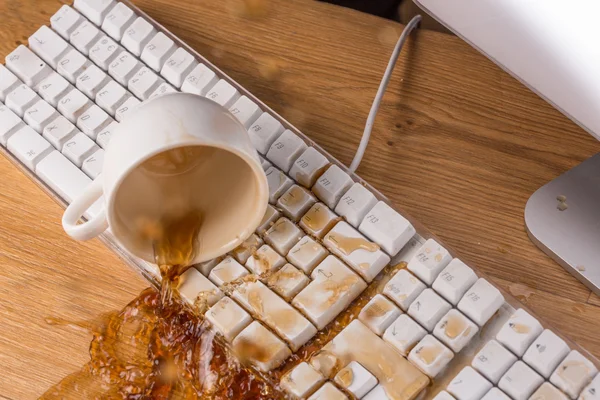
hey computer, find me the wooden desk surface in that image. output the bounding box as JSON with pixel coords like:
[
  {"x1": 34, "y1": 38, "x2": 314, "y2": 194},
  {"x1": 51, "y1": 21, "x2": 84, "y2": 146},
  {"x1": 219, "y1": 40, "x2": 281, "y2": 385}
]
[{"x1": 1, "y1": 0, "x2": 600, "y2": 397}]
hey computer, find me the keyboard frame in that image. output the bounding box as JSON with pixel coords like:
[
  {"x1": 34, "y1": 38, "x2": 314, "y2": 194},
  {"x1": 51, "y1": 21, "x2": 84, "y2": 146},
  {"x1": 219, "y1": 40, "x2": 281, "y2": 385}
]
[{"x1": 1, "y1": 0, "x2": 598, "y2": 395}]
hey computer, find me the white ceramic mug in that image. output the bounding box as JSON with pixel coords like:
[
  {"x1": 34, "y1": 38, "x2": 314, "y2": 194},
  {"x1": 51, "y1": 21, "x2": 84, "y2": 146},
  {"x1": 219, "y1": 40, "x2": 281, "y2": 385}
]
[{"x1": 62, "y1": 93, "x2": 269, "y2": 265}]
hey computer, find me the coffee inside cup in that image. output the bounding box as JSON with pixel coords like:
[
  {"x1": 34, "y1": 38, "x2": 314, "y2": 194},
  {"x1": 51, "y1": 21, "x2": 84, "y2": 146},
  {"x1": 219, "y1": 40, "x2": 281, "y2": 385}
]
[{"x1": 111, "y1": 145, "x2": 262, "y2": 266}]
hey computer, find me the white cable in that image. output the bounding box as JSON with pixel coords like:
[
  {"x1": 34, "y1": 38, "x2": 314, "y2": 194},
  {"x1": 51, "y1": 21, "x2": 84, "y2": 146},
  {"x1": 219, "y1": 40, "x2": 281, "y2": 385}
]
[{"x1": 349, "y1": 15, "x2": 422, "y2": 173}]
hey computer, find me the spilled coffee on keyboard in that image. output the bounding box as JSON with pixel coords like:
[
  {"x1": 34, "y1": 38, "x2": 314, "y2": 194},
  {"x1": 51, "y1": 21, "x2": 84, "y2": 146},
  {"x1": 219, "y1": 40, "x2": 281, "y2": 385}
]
[{"x1": 41, "y1": 148, "x2": 289, "y2": 399}]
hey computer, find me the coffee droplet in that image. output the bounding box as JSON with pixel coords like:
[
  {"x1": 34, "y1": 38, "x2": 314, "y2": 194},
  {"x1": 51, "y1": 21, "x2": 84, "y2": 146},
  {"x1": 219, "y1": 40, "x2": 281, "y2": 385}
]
[{"x1": 326, "y1": 232, "x2": 379, "y2": 255}]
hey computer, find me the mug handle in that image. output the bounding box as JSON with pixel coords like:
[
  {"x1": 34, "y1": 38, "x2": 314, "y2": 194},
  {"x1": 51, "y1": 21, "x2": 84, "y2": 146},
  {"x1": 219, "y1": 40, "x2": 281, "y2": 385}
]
[{"x1": 62, "y1": 178, "x2": 109, "y2": 241}]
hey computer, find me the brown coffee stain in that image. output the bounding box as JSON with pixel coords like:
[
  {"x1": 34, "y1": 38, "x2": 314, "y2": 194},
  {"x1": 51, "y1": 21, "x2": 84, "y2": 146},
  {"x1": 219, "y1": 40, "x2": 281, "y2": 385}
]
[
  {"x1": 326, "y1": 232, "x2": 380, "y2": 255},
  {"x1": 232, "y1": 0, "x2": 269, "y2": 19},
  {"x1": 335, "y1": 366, "x2": 354, "y2": 388},
  {"x1": 416, "y1": 344, "x2": 440, "y2": 365},
  {"x1": 231, "y1": 234, "x2": 261, "y2": 263},
  {"x1": 279, "y1": 186, "x2": 308, "y2": 208},
  {"x1": 267, "y1": 266, "x2": 305, "y2": 300},
  {"x1": 434, "y1": 253, "x2": 443, "y2": 262},
  {"x1": 248, "y1": 290, "x2": 264, "y2": 315},
  {"x1": 558, "y1": 361, "x2": 593, "y2": 384},
  {"x1": 321, "y1": 275, "x2": 362, "y2": 309},
  {"x1": 507, "y1": 283, "x2": 536, "y2": 305},
  {"x1": 577, "y1": 265, "x2": 586, "y2": 272},
  {"x1": 444, "y1": 315, "x2": 468, "y2": 339},
  {"x1": 509, "y1": 323, "x2": 531, "y2": 334},
  {"x1": 296, "y1": 163, "x2": 331, "y2": 187},
  {"x1": 363, "y1": 301, "x2": 389, "y2": 319},
  {"x1": 301, "y1": 204, "x2": 339, "y2": 237},
  {"x1": 249, "y1": 248, "x2": 278, "y2": 275}
]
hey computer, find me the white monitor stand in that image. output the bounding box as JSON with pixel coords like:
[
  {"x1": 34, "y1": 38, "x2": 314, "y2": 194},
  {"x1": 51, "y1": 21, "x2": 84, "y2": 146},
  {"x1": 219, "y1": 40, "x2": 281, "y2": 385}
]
[{"x1": 413, "y1": 0, "x2": 600, "y2": 294}]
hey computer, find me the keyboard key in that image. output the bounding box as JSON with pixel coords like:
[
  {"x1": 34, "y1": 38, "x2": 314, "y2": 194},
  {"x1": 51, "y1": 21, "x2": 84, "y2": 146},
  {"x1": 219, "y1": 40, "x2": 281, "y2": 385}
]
[
  {"x1": 364, "y1": 385, "x2": 391, "y2": 400},
  {"x1": 334, "y1": 361, "x2": 377, "y2": 398},
  {"x1": 28, "y1": 26, "x2": 71, "y2": 69},
  {"x1": 383, "y1": 269, "x2": 426, "y2": 311},
  {"x1": 35, "y1": 151, "x2": 102, "y2": 219},
  {"x1": 458, "y1": 278, "x2": 504, "y2": 326},
  {"x1": 499, "y1": 361, "x2": 544, "y2": 400},
  {"x1": 245, "y1": 244, "x2": 285, "y2": 275},
  {"x1": 233, "y1": 280, "x2": 317, "y2": 351},
  {"x1": 23, "y1": 99, "x2": 57, "y2": 133},
  {"x1": 141, "y1": 32, "x2": 176, "y2": 72},
  {"x1": 58, "y1": 48, "x2": 91, "y2": 84},
  {"x1": 267, "y1": 263, "x2": 309, "y2": 300},
  {"x1": 76, "y1": 65, "x2": 110, "y2": 99},
  {"x1": 311, "y1": 320, "x2": 429, "y2": 399},
  {"x1": 208, "y1": 257, "x2": 248, "y2": 286},
  {"x1": 550, "y1": 350, "x2": 598, "y2": 399},
  {"x1": 358, "y1": 294, "x2": 401, "y2": 336},
  {"x1": 194, "y1": 258, "x2": 221, "y2": 277},
  {"x1": 70, "y1": 21, "x2": 102, "y2": 55},
  {"x1": 264, "y1": 217, "x2": 303, "y2": 257},
  {"x1": 299, "y1": 202, "x2": 339, "y2": 238},
  {"x1": 74, "y1": 0, "x2": 115, "y2": 26},
  {"x1": 408, "y1": 288, "x2": 452, "y2": 331},
  {"x1": 432, "y1": 259, "x2": 478, "y2": 305},
  {"x1": 281, "y1": 362, "x2": 325, "y2": 399},
  {"x1": 496, "y1": 308, "x2": 543, "y2": 356},
  {"x1": 81, "y1": 149, "x2": 104, "y2": 179},
  {"x1": 448, "y1": 366, "x2": 493, "y2": 400},
  {"x1": 359, "y1": 201, "x2": 416, "y2": 257},
  {"x1": 121, "y1": 17, "x2": 156, "y2": 57},
  {"x1": 102, "y1": 2, "x2": 137, "y2": 41},
  {"x1": 277, "y1": 185, "x2": 316, "y2": 221},
  {"x1": 205, "y1": 79, "x2": 240, "y2": 108},
  {"x1": 0, "y1": 105, "x2": 25, "y2": 145},
  {"x1": 580, "y1": 374, "x2": 600, "y2": 400},
  {"x1": 6, "y1": 84, "x2": 40, "y2": 117},
  {"x1": 229, "y1": 95, "x2": 261, "y2": 128},
  {"x1": 292, "y1": 255, "x2": 367, "y2": 329},
  {"x1": 335, "y1": 182, "x2": 378, "y2": 228},
  {"x1": 179, "y1": 64, "x2": 218, "y2": 98},
  {"x1": 128, "y1": 67, "x2": 162, "y2": 100},
  {"x1": 433, "y1": 309, "x2": 479, "y2": 353},
  {"x1": 531, "y1": 383, "x2": 569, "y2": 400},
  {"x1": 232, "y1": 321, "x2": 291, "y2": 372},
  {"x1": 77, "y1": 105, "x2": 111, "y2": 139},
  {"x1": 89, "y1": 35, "x2": 121, "y2": 70},
  {"x1": 96, "y1": 120, "x2": 117, "y2": 149},
  {"x1": 248, "y1": 112, "x2": 284, "y2": 154},
  {"x1": 482, "y1": 388, "x2": 511, "y2": 400},
  {"x1": 230, "y1": 233, "x2": 263, "y2": 264},
  {"x1": 108, "y1": 50, "x2": 141, "y2": 86},
  {"x1": 176, "y1": 267, "x2": 223, "y2": 308},
  {"x1": 5, "y1": 45, "x2": 52, "y2": 88},
  {"x1": 7, "y1": 126, "x2": 53, "y2": 170},
  {"x1": 383, "y1": 314, "x2": 427, "y2": 356},
  {"x1": 43, "y1": 115, "x2": 77, "y2": 150},
  {"x1": 51, "y1": 5, "x2": 84, "y2": 40},
  {"x1": 324, "y1": 221, "x2": 390, "y2": 282},
  {"x1": 308, "y1": 382, "x2": 348, "y2": 400},
  {"x1": 408, "y1": 334, "x2": 454, "y2": 377},
  {"x1": 149, "y1": 81, "x2": 176, "y2": 99},
  {"x1": 523, "y1": 329, "x2": 570, "y2": 379},
  {"x1": 205, "y1": 296, "x2": 252, "y2": 342},
  {"x1": 62, "y1": 131, "x2": 98, "y2": 166},
  {"x1": 58, "y1": 88, "x2": 92, "y2": 123},
  {"x1": 39, "y1": 72, "x2": 72, "y2": 107},
  {"x1": 265, "y1": 166, "x2": 293, "y2": 203},
  {"x1": 0, "y1": 65, "x2": 20, "y2": 102},
  {"x1": 289, "y1": 147, "x2": 330, "y2": 188},
  {"x1": 434, "y1": 390, "x2": 457, "y2": 400},
  {"x1": 266, "y1": 129, "x2": 307, "y2": 172},
  {"x1": 312, "y1": 165, "x2": 353, "y2": 209},
  {"x1": 257, "y1": 204, "x2": 280, "y2": 233},
  {"x1": 96, "y1": 80, "x2": 128, "y2": 115},
  {"x1": 472, "y1": 340, "x2": 518, "y2": 384},
  {"x1": 160, "y1": 47, "x2": 198, "y2": 88},
  {"x1": 408, "y1": 238, "x2": 453, "y2": 285},
  {"x1": 114, "y1": 96, "x2": 140, "y2": 122},
  {"x1": 287, "y1": 236, "x2": 328, "y2": 274}
]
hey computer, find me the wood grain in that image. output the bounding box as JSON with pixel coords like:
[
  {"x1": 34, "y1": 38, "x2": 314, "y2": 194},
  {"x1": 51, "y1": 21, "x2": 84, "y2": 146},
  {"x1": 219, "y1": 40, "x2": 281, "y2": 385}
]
[{"x1": 1, "y1": 0, "x2": 600, "y2": 398}]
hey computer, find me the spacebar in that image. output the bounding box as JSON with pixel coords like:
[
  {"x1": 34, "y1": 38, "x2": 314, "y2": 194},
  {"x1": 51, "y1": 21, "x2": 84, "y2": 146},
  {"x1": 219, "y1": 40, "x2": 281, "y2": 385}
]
[
  {"x1": 35, "y1": 150, "x2": 103, "y2": 219},
  {"x1": 311, "y1": 320, "x2": 429, "y2": 400}
]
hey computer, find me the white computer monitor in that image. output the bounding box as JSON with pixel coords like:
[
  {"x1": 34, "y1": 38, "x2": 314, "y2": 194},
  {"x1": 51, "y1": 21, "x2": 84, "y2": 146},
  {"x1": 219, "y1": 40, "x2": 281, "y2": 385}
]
[{"x1": 413, "y1": 0, "x2": 600, "y2": 141}]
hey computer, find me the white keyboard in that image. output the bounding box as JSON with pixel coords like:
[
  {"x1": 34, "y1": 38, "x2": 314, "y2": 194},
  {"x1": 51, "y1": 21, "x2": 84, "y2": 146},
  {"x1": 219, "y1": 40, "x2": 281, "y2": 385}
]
[{"x1": 1, "y1": 1, "x2": 599, "y2": 399}]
